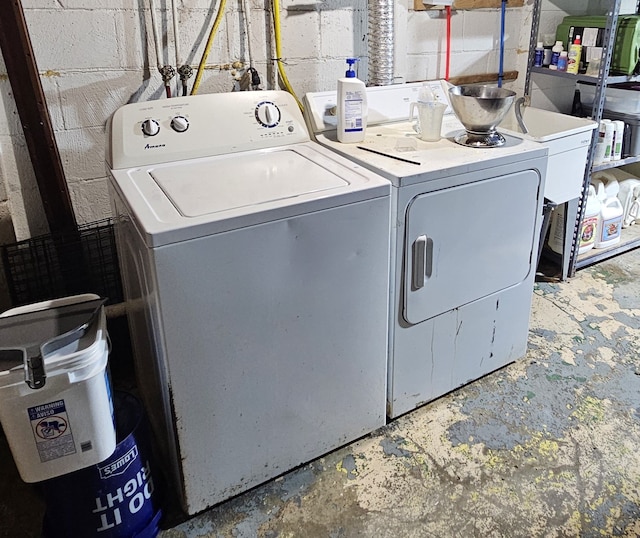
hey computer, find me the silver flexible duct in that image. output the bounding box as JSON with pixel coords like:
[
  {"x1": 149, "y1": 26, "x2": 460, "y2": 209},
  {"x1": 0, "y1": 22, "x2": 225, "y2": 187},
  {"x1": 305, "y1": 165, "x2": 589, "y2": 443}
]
[{"x1": 367, "y1": 0, "x2": 394, "y2": 86}]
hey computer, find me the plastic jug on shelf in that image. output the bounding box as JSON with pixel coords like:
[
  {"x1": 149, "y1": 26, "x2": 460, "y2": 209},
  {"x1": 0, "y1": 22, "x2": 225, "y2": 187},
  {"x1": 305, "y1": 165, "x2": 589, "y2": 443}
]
[
  {"x1": 618, "y1": 178, "x2": 640, "y2": 227},
  {"x1": 578, "y1": 185, "x2": 601, "y2": 254},
  {"x1": 591, "y1": 175, "x2": 623, "y2": 249},
  {"x1": 595, "y1": 168, "x2": 640, "y2": 227}
]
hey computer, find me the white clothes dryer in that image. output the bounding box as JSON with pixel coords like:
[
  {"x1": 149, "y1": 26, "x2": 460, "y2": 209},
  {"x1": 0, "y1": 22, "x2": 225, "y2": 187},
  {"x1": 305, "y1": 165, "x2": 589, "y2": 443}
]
[
  {"x1": 107, "y1": 90, "x2": 391, "y2": 515},
  {"x1": 304, "y1": 82, "x2": 548, "y2": 419}
]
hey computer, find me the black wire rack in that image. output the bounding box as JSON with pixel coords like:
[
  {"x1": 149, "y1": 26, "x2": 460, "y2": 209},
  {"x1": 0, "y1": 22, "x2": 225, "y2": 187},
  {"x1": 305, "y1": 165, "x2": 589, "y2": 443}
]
[{"x1": 1, "y1": 218, "x2": 123, "y2": 308}]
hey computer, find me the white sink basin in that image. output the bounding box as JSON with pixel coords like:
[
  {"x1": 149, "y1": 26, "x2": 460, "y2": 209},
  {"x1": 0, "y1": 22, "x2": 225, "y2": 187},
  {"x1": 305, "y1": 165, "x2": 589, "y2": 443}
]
[
  {"x1": 499, "y1": 107, "x2": 597, "y2": 204},
  {"x1": 500, "y1": 106, "x2": 596, "y2": 142}
]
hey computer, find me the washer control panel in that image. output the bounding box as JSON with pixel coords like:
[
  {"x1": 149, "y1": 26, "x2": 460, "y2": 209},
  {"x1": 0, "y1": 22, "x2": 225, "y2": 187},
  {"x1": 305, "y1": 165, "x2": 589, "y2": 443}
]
[{"x1": 108, "y1": 91, "x2": 309, "y2": 169}]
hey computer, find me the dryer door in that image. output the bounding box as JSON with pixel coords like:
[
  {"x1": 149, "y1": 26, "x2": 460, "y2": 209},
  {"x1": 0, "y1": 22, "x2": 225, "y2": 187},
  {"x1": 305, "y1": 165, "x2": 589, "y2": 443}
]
[{"x1": 403, "y1": 169, "x2": 541, "y2": 325}]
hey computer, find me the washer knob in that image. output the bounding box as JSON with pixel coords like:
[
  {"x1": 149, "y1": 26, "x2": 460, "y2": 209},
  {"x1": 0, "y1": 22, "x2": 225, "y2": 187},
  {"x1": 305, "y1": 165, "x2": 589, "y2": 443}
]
[
  {"x1": 171, "y1": 116, "x2": 189, "y2": 133},
  {"x1": 255, "y1": 102, "x2": 281, "y2": 128},
  {"x1": 141, "y1": 119, "x2": 160, "y2": 136}
]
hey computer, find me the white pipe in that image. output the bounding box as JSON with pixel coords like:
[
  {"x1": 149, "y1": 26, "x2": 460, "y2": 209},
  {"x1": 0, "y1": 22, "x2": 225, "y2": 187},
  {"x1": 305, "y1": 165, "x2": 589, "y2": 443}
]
[
  {"x1": 148, "y1": 0, "x2": 163, "y2": 70},
  {"x1": 241, "y1": 0, "x2": 254, "y2": 68},
  {"x1": 172, "y1": 0, "x2": 181, "y2": 67}
]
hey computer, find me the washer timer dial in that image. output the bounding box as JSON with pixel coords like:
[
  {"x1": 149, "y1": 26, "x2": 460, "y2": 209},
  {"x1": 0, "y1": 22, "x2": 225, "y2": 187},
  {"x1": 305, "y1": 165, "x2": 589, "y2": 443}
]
[
  {"x1": 255, "y1": 101, "x2": 281, "y2": 128},
  {"x1": 141, "y1": 119, "x2": 160, "y2": 136}
]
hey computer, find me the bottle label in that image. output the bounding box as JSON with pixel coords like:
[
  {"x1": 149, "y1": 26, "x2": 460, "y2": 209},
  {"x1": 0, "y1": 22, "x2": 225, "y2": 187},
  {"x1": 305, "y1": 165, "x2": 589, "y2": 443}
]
[
  {"x1": 601, "y1": 216, "x2": 621, "y2": 242},
  {"x1": 344, "y1": 95, "x2": 364, "y2": 132},
  {"x1": 580, "y1": 215, "x2": 598, "y2": 247}
]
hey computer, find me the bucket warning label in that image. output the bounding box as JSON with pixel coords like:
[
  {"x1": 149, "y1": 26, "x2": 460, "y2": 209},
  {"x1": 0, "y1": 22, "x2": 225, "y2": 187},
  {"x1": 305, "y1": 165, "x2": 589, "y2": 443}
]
[{"x1": 28, "y1": 399, "x2": 76, "y2": 462}]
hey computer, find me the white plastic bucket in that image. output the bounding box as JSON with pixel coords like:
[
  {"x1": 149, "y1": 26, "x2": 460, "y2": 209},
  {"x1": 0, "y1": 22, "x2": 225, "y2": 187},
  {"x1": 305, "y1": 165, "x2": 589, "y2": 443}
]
[{"x1": 0, "y1": 294, "x2": 116, "y2": 482}]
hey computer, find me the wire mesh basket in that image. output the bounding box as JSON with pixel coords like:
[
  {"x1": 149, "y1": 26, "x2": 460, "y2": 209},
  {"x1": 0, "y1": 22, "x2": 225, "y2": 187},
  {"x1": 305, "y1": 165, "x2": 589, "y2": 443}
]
[{"x1": 1, "y1": 218, "x2": 123, "y2": 308}]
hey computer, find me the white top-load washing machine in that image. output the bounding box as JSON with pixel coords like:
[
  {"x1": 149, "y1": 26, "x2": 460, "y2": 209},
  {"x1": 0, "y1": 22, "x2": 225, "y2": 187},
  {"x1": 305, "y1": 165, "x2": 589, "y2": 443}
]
[
  {"x1": 304, "y1": 82, "x2": 549, "y2": 419},
  {"x1": 106, "y1": 90, "x2": 391, "y2": 515}
]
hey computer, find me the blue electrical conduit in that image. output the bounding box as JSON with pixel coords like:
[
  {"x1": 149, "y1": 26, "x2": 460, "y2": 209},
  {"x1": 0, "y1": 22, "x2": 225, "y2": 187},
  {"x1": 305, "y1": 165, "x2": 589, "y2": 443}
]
[{"x1": 498, "y1": 0, "x2": 506, "y2": 87}]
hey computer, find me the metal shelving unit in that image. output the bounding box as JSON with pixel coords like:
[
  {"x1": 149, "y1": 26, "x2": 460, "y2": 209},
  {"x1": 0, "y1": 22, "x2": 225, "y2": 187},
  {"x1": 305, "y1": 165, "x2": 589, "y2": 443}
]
[{"x1": 527, "y1": 0, "x2": 640, "y2": 276}]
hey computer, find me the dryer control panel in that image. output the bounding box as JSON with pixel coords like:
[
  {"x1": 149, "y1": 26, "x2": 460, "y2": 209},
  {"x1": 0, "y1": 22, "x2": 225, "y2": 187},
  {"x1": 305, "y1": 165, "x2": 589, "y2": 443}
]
[{"x1": 107, "y1": 91, "x2": 309, "y2": 169}]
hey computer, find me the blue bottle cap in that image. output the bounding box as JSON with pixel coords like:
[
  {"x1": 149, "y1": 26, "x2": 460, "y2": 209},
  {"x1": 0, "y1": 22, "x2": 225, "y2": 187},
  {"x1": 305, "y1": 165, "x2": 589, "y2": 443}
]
[{"x1": 345, "y1": 58, "x2": 358, "y2": 78}]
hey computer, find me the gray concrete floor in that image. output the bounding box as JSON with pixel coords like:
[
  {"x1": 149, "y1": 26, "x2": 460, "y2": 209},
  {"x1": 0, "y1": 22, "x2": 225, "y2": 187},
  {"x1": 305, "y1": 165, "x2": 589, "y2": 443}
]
[{"x1": 1, "y1": 248, "x2": 639, "y2": 537}]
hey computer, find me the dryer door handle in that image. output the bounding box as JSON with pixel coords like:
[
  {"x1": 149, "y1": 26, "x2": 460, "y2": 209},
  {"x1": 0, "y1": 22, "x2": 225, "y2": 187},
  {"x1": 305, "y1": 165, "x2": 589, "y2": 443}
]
[{"x1": 412, "y1": 235, "x2": 433, "y2": 290}]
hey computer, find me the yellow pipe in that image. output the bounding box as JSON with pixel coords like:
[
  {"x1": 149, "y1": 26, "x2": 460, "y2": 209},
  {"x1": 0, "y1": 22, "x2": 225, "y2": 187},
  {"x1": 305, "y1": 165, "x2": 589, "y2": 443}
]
[
  {"x1": 191, "y1": 0, "x2": 228, "y2": 95},
  {"x1": 272, "y1": 0, "x2": 303, "y2": 111}
]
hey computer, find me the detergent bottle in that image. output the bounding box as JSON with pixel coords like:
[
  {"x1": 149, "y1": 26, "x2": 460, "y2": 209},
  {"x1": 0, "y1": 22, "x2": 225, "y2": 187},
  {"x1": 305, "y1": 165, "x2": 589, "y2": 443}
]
[
  {"x1": 578, "y1": 185, "x2": 601, "y2": 254},
  {"x1": 337, "y1": 58, "x2": 367, "y2": 143},
  {"x1": 594, "y1": 168, "x2": 640, "y2": 227},
  {"x1": 618, "y1": 176, "x2": 640, "y2": 227},
  {"x1": 592, "y1": 177, "x2": 623, "y2": 248}
]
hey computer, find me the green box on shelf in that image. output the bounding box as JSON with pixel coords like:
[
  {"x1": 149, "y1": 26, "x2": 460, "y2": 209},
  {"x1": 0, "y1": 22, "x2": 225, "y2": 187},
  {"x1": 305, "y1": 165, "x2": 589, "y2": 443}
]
[{"x1": 555, "y1": 15, "x2": 640, "y2": 76}]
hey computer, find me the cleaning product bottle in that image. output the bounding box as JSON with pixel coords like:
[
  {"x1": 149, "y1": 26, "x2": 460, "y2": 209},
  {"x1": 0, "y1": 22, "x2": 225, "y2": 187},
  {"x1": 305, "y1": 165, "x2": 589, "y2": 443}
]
[
  {"x1": 566, "y1": 35, "x2": 582, "y2": 75},
  {"x1": 557, "y1": 51, "x2": 569, "y2": 72},
  {"x1": 337, "y1": 58, "x2": 367, "y2": 143},
  {"x1": 602, "y1": 120, "x2": 615, "y2": 163},
  {"x1": 534, "y1": 42, "x2": 544, "y2": 67},
  {"x1": 592, "y1": 121, "x2": 608, "y2": 166},
  {"x1": 547, "y1": 204, "x2": 567, "y2": 254},
  {"x1": 549, "y1": 40, "x2": 563, "y2": 70},
  {"x1": 578, "y1": 185, "x2": 601, "y2": 254},
  {"x1": 596, "y1": 196, "x2": 624, "y2": 248},
  {"x1": 612, "y1": 120, "x2": 625, "y2": 160},
  {"x1": 592, "y1": 177, "x2": 623, "y2": 248}
]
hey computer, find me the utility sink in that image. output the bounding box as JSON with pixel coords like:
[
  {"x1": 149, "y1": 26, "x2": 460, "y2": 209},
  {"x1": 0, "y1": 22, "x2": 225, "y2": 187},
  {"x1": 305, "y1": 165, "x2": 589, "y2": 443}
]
[{"x1": 499, "y1": 107, "x2": 597, "y2": 204}]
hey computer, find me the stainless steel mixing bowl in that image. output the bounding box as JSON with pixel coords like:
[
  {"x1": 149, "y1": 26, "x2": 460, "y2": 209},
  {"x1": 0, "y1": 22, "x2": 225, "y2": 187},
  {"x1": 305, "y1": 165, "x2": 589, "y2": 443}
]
[{"x1": 448, "y1": 85, "x2": 516, "y2": 134}]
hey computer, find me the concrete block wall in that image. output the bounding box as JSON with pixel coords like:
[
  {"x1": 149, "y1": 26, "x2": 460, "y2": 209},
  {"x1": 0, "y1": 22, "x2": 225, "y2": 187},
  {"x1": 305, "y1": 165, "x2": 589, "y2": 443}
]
[{"x1": 0, "y1": 0, "x2": 533, "y2": 242}]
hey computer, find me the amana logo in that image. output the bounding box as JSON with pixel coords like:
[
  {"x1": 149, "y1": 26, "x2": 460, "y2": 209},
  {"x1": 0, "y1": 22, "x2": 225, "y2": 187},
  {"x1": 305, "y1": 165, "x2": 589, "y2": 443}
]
[{"x1": 144, "y1": 143, "x2": 166, "y2": 149}]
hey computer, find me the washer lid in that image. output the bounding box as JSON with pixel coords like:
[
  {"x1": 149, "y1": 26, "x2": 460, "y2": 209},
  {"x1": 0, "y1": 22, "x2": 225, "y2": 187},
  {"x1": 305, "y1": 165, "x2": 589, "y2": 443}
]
[
  {"x1": 151, "y1": 149, "x2": 347, "y2": 217},
  {"x1": 110, "y1": 142, "x2": 390, "y2": 247}
]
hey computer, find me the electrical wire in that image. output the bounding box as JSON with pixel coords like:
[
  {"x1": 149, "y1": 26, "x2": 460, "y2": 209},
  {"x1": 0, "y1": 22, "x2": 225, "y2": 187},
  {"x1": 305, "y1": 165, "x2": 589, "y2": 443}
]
[
  {"x1": 191, "y1": 0, "x2": 228, "y2": 95},
  {"x1": 445, "y1": 6, "x2": 451, "y2": 81},
  {"x1": 272, "y1": 0, "x2": 303, "y2": 110}
]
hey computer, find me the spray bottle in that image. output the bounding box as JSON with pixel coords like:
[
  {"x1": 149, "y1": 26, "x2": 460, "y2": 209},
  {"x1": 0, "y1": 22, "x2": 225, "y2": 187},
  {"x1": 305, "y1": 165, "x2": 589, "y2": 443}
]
[
  {"x1": 566, "y1": 35, "x2": 582, "y2": 75},
  {"x1": 337, "y1": 58, "x2": 367, "y2": 143}
]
